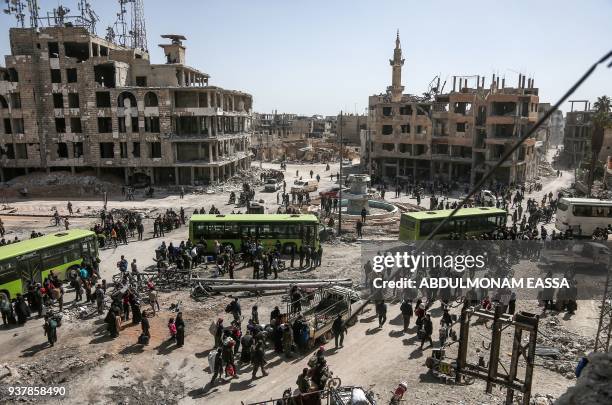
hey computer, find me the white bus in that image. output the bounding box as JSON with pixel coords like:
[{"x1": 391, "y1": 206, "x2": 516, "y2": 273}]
[{"x1": 555, "y1": 197, "x2": 612, "y2": 235}]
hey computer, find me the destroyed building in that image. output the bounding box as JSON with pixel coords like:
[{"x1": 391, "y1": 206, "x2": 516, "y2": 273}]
[
  {"x1": 365, "y1": 31, "x2": 540, "y2": 185},
  {"x1": 562, "y1": 101, "x2": 595, "y2": 167},
  {"x1": 0, "y1": 27, "x2": 252, "y2": 185}
]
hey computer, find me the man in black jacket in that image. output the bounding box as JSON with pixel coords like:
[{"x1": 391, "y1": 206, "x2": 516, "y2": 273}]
[
  {"x1": 420, "y1": 314, "x2": 433, "y2": 349},
  {"x1": 332, "y1": 314, "x2": 347, "y2": 349},
  {"x1": 400, "y1": 299, "x2": 413, "y2": 332}
]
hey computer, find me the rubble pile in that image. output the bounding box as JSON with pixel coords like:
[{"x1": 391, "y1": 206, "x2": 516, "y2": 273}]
[
  {"x1": 538, "y1": 160, "x2": 556, "y2": 177},
  {"x1": 106, "y1": 370, "x2": 185, "y2": 404},
  {"x1": 7, "y1": 171, "x2": 122, "y2": 194},
  {"x1": 536, "y1": 316, "x2": 592, "y2": 379},
  {"x1": 555, "y1": 352, "x2": 612, "y2": 405}
]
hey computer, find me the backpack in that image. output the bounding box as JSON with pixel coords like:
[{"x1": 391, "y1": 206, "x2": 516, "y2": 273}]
[{"x1": 138, "y1": 334, "x2": 150, "y2": 345}]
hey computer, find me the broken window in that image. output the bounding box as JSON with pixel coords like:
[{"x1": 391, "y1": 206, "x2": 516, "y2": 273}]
[
  {"x1": 96, "y1": 92, "x2": 111, "y2": 108},
  {"x1": 401, "y1": 124, "x2": 410, "y2": 134},
  {"x1": 399, "y1": 144, "x2": 409, "y2": 153},
  {"x1": 10, "y1": 93, "x2": 21, "y2": 109},
  {"x1": 382, "y1": 107, "x2": 392, "y2": 117},
  {"x1": 55, "y1": 118, "x2": 66, "y2": 133},
  {"x1": 99, "y1": 142, "x2": 114, "y2": 158},
  {"x1": 174, "y1": 91, "x2": 198, "y2": 108},
  {"x1": 57, "y1": 142, "x2": 68, "y2": 158},
  {"x1": 52, "y1": 93, "x2": 64, "y2": 109},
  {"x1": 144, "y1": 92, "x2": 158, "y2": 107},
  {"x1": 416, "y1": 105, "x2": 430, "y2": 115},
  {"x1": 70, "y1": 118, "x2": 82, "y2": 133},
  {"x1": 136, "y1": 76, "x2": 147, "y2": 87},
  {"x1": 149, "y1": 142, "x2": 161, "y2": 158},
  {"x1": 15, "y1": 143, "x2": 27, "y2": 159},
  {"x1": 494, "y1": 124, "x2": 514, "y2": 138},
  {"x1": 456, "y1": 122, "x2": 466, "y2": 132},
  {"x1": 382, "y1": 125, "x2": 393, "y2": 135},
  {"x1": 48, "y1": 42, "x2": 59, "y2": 58},
  {"x1": 97, "y1": 117, "x2": 113, "y2": 133},
  {"x1": 399, "y1": 105, "x2": 412, "y2": 115},
  {"x1": 382, "y1": 143, "x2": 394, "y2": 152},
  {"x1": 68, "y1": 93, "x2": 80, "y2": 108},
  {"x1": 66, "y1": 68, "x2": 78, "y2": 83},
  {"x1": 64, "y1": 42, "x2": 89, "y2": 62},
  {"x1": 50, "y1": 69, "x2": 62, "y2": 83},
  {"x1": 132, "y1": 142, "x2": 141, "y2": 157},
  {"x1": 131, "y1": 117, "x2": 139, "y2": 133},
  {"x1": 94, "y1": 64, "x2": 115, "y2": 88},
  {"x1": 117, "y1": 92, "x2": 137, "y2": 108},
  {"x1": 416, "y1": 125, "x2": 426, "y2": 135},
  {"x1": 120, "y1": 142, "x2": 128, "y2": 158},
  {"x1": 12, "y1": 118, "x2": 24, "y2": 134},
  {"x1": 2, "y1": 144, "x2": 15, "y2": 159},
  {"x1": 8, "y1": 68, "x2": 18, "y2": 82},
  {"x1": 177, "y1": 116, "x2": 198, "y2": 134},
  {"x1": 73, "y1": 142, "x2": 83, "y2": 158},
  {"x1": 3, "y1": 118, "x2": 11, "y2": 134},
  {"x1": 453, "y1": 102, "x2": 472, "y2": 115},
  {"x1": 92, "y1": 43, "x2": 99, "y2": 57},
  {"x1": 521, "y1": 102, "x2": 529, "y2": 117},
  {"x1": 145, "y1": 116, "x2": 160, "y2": 133},
  {"x1": 198, "y1": 93, "x2": 208, "y2": 107},
  {"x1": 118, "y1": 117, "x2": 127, "y2": 133},
  {"x1": 99, "y1": 46, "x2": 108, "y2": 56}
]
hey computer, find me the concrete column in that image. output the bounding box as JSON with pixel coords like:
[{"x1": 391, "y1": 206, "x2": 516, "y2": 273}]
[
  {"x1": 71, "y1": 166, "x2": 76, "y2": 175},
  {"x1": 209, "y1": 166, "x2": 215, "y2": 183},
  {"x1": 124, "y1": 167, "x2": 129, "y2": 184},
  {"x1": 0, "y1": 168, "x2": 4, "y2": 183},
  {"x1": 208, "y1": 143, "x2": 213, "y2": 162},
  {"x1": 190, "y1": 166, "x2": 195, "y2": 186},
  {"x1": 174, "y1": 167, "x2": 179, "y2": 185},
  {"x1": 413, "y1": 160, "x2": 417, "y2": 180}
]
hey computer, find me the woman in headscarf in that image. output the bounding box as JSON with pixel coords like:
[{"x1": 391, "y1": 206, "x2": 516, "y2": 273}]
[{"x1": 175, "y1": 312, "x2": 185, "y2": 347}]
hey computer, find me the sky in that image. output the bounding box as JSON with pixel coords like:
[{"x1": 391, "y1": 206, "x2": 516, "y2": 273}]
[{"x1": 0, "y1": 0, "x2": 610, "y2": 116}]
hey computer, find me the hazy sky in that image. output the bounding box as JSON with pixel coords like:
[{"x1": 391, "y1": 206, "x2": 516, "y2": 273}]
[{"x1": 1, "y1": 0, "x2": 610, "y2": 116}]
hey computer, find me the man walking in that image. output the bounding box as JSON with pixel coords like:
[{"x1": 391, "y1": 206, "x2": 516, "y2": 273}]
[
  {"x1": 332, "y1": 314, "x2": 346, "y2": 349},
  {"x1": 375, "y1": 300, "x2": 387, "y2": 328},
  {"x1": 400, "y1": 299, "x2": 413, "y2": 332},
  {"x1": 252, "y1": 341, "x2": 268, "y2": 379},
  {"x1": 420, "y1": 314, "x2": 433, "y2": 350}
]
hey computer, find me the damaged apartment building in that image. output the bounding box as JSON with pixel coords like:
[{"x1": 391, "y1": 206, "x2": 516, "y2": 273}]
[
  {"x1": 365, "y1": 32, "x2": 540, "y2": 185},
  {"x1": 0, "y1": 27, "x2": 252, "y2": 185}
]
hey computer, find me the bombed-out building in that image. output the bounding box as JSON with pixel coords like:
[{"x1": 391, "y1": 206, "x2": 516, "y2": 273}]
[
  {"x1": 365, "y1": 32, "x2": 540, "y2": 185},
  {"x1": 0, "y1": 27, "x2": 252, "y2": 185}
]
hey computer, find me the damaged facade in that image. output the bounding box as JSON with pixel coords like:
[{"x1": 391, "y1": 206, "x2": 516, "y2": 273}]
[
  {"x1": 365, "y1": 32, "x2": 540, "y2": 185},
  {"x1": 0, "y1": 27, "x2": 252, "y2": 185}
]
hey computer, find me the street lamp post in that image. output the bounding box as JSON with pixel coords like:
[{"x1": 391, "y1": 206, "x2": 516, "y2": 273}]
[{"x1": 338, "y1": 111, "x2": 343, "y2": 235}]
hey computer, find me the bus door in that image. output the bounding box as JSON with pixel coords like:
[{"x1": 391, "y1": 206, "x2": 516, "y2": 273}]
[
  {"x1": 303, "y1": 224, "x2": 314, "y2": 247},
  {"x1": 455, "y1": 219, "x2": 466, "y2": 234},
  {"x1": 17, "y1": 253, "x2": 42, "y2": 291}
]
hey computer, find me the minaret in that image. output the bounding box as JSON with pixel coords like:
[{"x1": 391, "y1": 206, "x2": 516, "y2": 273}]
[{"x1": 388, "y1": 30, "x2": 405, "y2": 102}]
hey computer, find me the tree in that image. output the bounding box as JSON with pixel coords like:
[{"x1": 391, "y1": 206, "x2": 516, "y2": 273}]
[{"x1": 593, "y1": 95, "x2": 611, "y2": 113}]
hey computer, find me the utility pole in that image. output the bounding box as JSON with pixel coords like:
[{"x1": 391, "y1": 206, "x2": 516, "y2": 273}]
[{"x1": 338, "y1": 111, "x2": 343, "y2": 235}]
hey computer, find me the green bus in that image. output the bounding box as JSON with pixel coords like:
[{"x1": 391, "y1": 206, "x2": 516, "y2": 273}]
[
  {"x1": 0, "y1": 229, "x2": 99, "y2": 299},
  {"x1": 189, "y1": 214, "x2": 321, "y2": 253},
  {"x1": 399, "y1": 207, "x2": 507, "y2": 240}
]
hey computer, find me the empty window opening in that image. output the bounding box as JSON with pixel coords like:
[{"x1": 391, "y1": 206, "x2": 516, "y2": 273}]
[
  {"x1": 117, "y1": 91, "x2": 137, "y2": 108},
  {"x1": 8, "y1": 68, "x2": 18, "y2": 82},
  {"x1": 382, "y1": 107, "x2": 392, "y2": 116},
  {"x1": 136, "y1": 76, "x2": 147, "y2": 86},
  {"x1": 454, "y1": 102, "x2": 472, "y2": 115},
  {"x1": 417, "y1": 104, "x2": 431, "y2": 115},
  {"x1": 382, "y1": 125, "x2": 393, "y2": 135},
  {"x1": 94, "y1": 64, "x2": 115, "y2": 88},
  {"x1": 92, "y1": 43, "x2": 99, "y2": 57},
  {"x1": 132, "y1": 142, "x2": 141, "y2": 157},
  {"x1": 99, "y1": 142, "x2": 114, "y2": 158},
  {"x1": 456, "y1": 122, "x2": 466, "y2": 132},
  {"x1": 64, "y1": 42, "x2": 89, "y2": 62},
  {"x1": 99, "y1": 46, "x2": 108, "y2": 56},
  {"x1": 96, "y1": 92, "x2": 111, "y2": 107},
  {"x1": 10, "y1": 93, "x2": 21, "y2": 108},
  {"x1": 144, "y1": 92, "x2": 158, "y2": 107},
  {"x1": 174, "y1": 91, "x2": 198, "y2": 108},
  {"x1": 491, "y1": 102, "x2": 516, "y2": 116},
  {"x1": 399, "y1": 144, "x2": 410, "y2": 153},
  {"x1": 401, "y1": 124, "x2": 410, "y2": 134},
  {"x1": 0, "y1": 95, "x2": 7, "y2": 108},
  {"x1": 52, "y1": 93, "x2": 64, "y2": 109},
  {"x1": 15, "y1": 143, "x2": 27, "y2": 159},
  {"x1": 131, "y1": 117, "x2": 139, "y2": 133},
  {"x1": 382, "y1": 143, "x2": 394, "y2": 152},
  {"x1": 145, "y1": 116, "x2": 160, "y2": 133},
  {"x1": 149, "y1": 142, "x2": 161, "y2": 158},
  {"x1": 1, "y1": 144, "x2": 15, "y2": 159},
  {"x1": 120, "y1": 142, "x2": 128, "y2": 158},
  {"x1": 55, "y1": 118, "x2": 66, "y2": 133},
  {"x1": 3, "y1": 118, "x2": 11, "y2": 134},
  {"x1": 57, "y1": 142, "x2": 68, "y2": 158},
  {"x1": 50, "y1": 69, "x2": 61, "y2": 83},
  {"x1": 399, "y1": 105, "x2": 412, "y2": 115},
  {"x1": 12, "y1": 118, "x2": 24, "y2": 134},
  {"x1": 66, "y1": 68, "x2": 78, "y2": 83},
  {"x1": 68, "y1": 93, "x2": 80, "y2": 108},
  {"x1": 73, "y1": 142, "x2": 83, "y2": 158},
  {"x1": 48, "y1": 42, "x2": 59, "y2": 58},
  {"x1": 97, "y1": 117, "x2": 113, "y2": 133},
  {"x1": 198, "y1": 93, "x2": 209, "y2": 108},
  {"x1": 70, "y1": 118, "x2": 82, "y2": 133},
  {"x1": 118, "y1": 117, "x2": 127, "y2": 133}
]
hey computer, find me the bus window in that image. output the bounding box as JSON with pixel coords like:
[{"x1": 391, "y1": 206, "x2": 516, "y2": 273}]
[
  {"x1": 272, "y1": 223, "x2": 286, "y2": 238},
  {"x1": 420, "y1": 220, "x2": 438, "y2": 236},
  {"x1": 260, "y1": 224, "x2": 272, "y2": 238},
  {"x1": 225, "y1": 223, "x2": 239, "y2": 238},
  {"x1": 573, "y1": 205, "x2": 591, "y2": 217},
  {"x1": 0, "y1": 260, "x2": 18, "y2": 287},
  {"x1": 193, "y1": 223, "x2": 207, "y2": 240}
]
